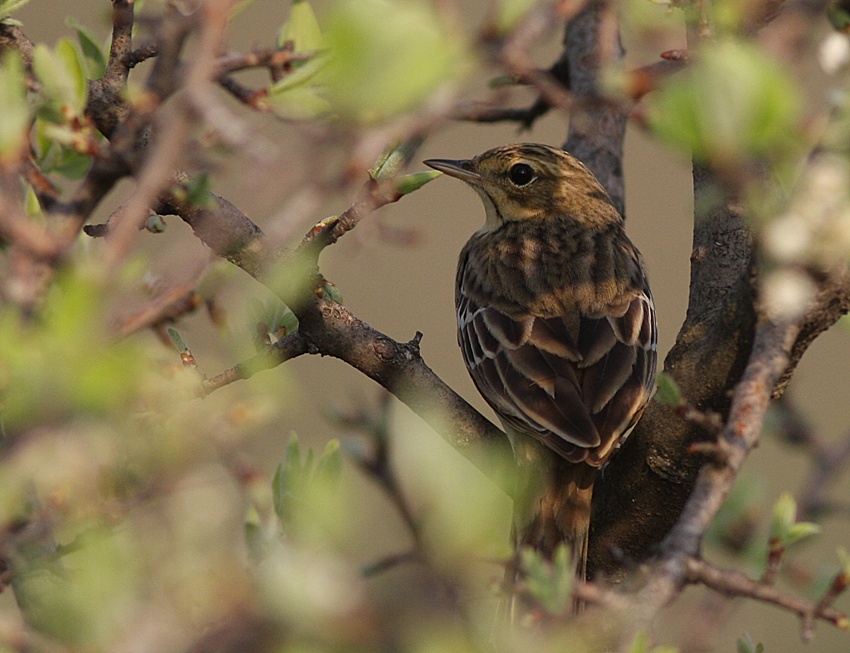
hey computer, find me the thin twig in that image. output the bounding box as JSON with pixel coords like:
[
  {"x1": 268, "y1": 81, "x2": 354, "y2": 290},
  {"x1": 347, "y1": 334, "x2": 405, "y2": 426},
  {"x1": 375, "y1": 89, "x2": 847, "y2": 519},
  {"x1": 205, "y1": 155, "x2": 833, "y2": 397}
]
[
  {"x1": 686, "y1": 557, "x2": 848, "y2": 640},
  {"x1": 202, "y1": 331, "x2": 312, "y2": 395}
]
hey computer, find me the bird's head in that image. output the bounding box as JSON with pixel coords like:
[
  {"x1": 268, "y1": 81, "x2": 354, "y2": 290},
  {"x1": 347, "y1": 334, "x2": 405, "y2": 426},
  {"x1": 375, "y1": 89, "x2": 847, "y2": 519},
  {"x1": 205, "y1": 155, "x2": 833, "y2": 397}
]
[{"x1": 424, "y1": 143, "x2": 619, "y2": 232}]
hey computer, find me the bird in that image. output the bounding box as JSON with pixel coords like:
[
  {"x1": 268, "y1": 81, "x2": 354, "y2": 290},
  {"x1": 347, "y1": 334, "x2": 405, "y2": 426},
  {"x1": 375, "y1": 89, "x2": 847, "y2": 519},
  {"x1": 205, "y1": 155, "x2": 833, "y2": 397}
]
[{"x1": 424, "y1": 143, "x2": 657, "y2": 614}]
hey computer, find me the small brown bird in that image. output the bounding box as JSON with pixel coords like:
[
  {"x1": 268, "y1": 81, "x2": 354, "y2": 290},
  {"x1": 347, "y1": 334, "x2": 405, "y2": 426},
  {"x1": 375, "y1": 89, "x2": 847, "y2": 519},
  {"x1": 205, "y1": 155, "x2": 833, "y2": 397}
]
[{"x1": 425, "y1": 144, "x2": 657, "y2": 609}]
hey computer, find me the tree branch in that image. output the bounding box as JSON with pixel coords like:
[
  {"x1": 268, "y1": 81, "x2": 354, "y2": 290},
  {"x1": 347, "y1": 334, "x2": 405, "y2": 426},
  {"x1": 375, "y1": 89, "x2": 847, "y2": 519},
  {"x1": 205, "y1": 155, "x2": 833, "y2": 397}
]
[{"x1": 685, "y1": 557, "x2": 848, "y2": 638}]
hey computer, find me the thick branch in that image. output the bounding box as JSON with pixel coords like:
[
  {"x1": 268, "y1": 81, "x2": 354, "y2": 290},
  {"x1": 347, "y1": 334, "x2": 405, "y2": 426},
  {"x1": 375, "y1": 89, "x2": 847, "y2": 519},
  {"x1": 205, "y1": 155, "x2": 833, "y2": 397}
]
[
  {"x1": 591, "y1": 166, "x2": 758, "y2": 578},
  {"x1": 561, "y1": 0, "x2": 627, "y2": 215}
]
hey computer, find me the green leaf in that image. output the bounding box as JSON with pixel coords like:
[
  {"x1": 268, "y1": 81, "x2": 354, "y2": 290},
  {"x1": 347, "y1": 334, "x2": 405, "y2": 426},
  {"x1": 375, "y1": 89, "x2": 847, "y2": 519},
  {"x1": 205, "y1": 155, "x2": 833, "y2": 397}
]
[
  {"x1": 13, "y1": 525, "x2": 141, "y2": 645},
  {"x1": 269, "y1": 55, "x2": 326, "y2": 94},
  {"x1": 0, "y1": 51, "x2": 29, "y2": 162},
  {"x1": 519, "y1": 544, "x2": 573, "y2": 614},
  {"x1": 66, "y1": 18, "x2": 107, "y2": 80},
  {"x1": 32, "y1": 39, "x2": 88, "y2": 119},
  {"x1": 56, "y1": 38, "x2": 87, "y2": 110},
  {"x1": 784, "y1": 521, "x2": 820, "y2": 547},
  {"x1": 314, "y1": 440, "x2": 342, "y2": 486},
  {"x1": 271, "y1": 434, "x2": 345, "y2": 540},
  {"x1": 243, "y1": 503, "x2": 265, "y2": 560},
  {"x1": 183, "y1": 172, "x2": 216, "y2": 208},
  {"x1": 24, "y1": 185, "x2": 43, "y2": 219},
  {"x1": 277, "y1": 0, "x2": 323, "y2": 51},
  {"x1": 167, "y1": 328, "x2": 189, "y2": 354},
  {"x1": 769, "y1": 492, "x2": 820, "y2": 547},
  {"x1": 319, "y1": 0, "x2": 469, "y2": 123},
  {"x1": 769, "y1": 492, "x2": 797, "y2": 543},
  {"x1": 654, "y1": 372, "x2": 683, "y2": 407},
  {"x1": 648, "y1": 39, "x2": 801, "y2": 165},
  {"x1": 737, "y1": 633, "x2": 764, "y2": 653},
  {"x1": 371, "y1": 137, "x2": 426, "y2": 180},
  {"x1": 250, "y1": 297, "x2": 298, "y2": 344},
  {"x1": 267, "y1": 83, "x2": 332, "y2": 121},
  {"x1": 0, "y1": 0, "x2": 33, "y2": 19},
  {"x1": 319, "y1": 280, "x2": 343, "y2": 304},
  {"x1": 35, "y1": 118, "x2": 94, "y2": 178},
  {"x1": 393, "y1": 171, "x2": 442, "y2": 196},
  {"x1": 0, "y1": 270, "x2": 147, "y2": 429},
  {"x1": 267, "y1": 51, "x2": 330, "y2": 120}
]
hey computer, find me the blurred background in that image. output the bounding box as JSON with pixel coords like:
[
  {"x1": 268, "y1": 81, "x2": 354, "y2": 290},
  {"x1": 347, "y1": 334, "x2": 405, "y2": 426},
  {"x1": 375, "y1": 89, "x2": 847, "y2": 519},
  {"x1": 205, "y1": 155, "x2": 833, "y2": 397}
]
[{"x1": 8, "y1": 1, "x2": 850, "y2": 651}]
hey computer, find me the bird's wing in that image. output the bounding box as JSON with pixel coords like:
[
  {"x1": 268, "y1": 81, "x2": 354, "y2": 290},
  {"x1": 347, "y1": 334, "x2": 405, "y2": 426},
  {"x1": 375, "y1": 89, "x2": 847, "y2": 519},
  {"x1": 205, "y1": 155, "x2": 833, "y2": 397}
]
[
  {"x1": 457, "y1": 287, "x2": 656, "y2": 465},
  {"x1": 578, "y1": 287, "x2": 657, "y2": 464}
]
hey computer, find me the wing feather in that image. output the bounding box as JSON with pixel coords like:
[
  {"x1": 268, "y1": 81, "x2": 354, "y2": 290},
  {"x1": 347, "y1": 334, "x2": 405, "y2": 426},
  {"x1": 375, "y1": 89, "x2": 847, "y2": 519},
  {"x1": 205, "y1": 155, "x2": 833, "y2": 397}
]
[{"x1": 457, "y1": 252, "x2": 657, "y2": 467}]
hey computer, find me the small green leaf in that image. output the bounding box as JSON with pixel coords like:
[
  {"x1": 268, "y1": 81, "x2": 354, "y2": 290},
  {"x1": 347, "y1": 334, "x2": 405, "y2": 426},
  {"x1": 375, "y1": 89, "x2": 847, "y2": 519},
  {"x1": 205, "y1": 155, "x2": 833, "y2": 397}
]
[
  {"x1": 66, "y1": 19, "x2": 107, "y2": 80},
  {"x1": 56, "y1": 38, "x2": 87, "y2": 111},
  {"x1": 319, "y1": 280, "x2": 343, "y2": 304},
  {"x1": 770, "y1": 492, "x2": 797, "y2": 543},
  {"x1": 183, "y1": 172, "x2": 216, "y2": 208},
  {"x1": 271, "y1": 434, "x2": 343, "y2": 533},
  {"x1": 0, "y1": 51, "x2": 29, "y2": 161},
  {"x1": 654, "y1": 372, "x2": 683, "y2": 406},
  {"x1": 167, "y1": 328, "x2": 189, "y2": 353},
  {"x1": 24, "y1": 185, "x2": 43, "y2": 219},
  {"x1": 32, "y1": 39, "x2": 87, "y2": 119},
  {"x1": 249, "y1": 297, "x2": 298, "y2": 344},
  {"x1": 0, "y1": 0, "x2": 33, "y2": 19},
  {"x1": 393, "y1": 171, "x2": 441, "y2": 196},
  {"x1": 272, "y1": 434, "x2": 305, "y2": 523},
  {"x1": 785, "y1": 521, "x2": 820, "y2": 547},
  {"x1": 35, "y1": 118, "x2": 95, "y2": 178},
  {"x1": 519, "y1": 544, "x2": 573, "y2": 614},
  {"x1": 371, "y1": 137, "x2": 426, "y2": 180},
  {"x1": 314, "y1": 440, "x2": 342, "y2": 486},
  {"x1": 269, "y1": 55, "x2": 326, "y2": 94},
  {"x1": 737, "y1": 633, "x2": 764, "y2": 653},
  {"x1": 277, "y1": 0, "x2": 323, "y2": 51},
  {"x1": 267, "y1": 83, "x2": 331, "y2": 121},
  {"x1": 244, "y1": 503, "x2": 264, "y2": 560}
]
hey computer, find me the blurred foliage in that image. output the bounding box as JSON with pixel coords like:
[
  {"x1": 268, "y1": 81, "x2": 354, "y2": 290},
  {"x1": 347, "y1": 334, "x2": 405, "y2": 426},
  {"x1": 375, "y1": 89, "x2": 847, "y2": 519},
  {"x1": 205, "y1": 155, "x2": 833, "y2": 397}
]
[
  {"x1": 0, "y1": 51, "x2": 28, "y2": 161},
  {"x1": 317, "y1": 0, "x2": 469, "y2": 122},
  {"x1": 648, "y1": 39, "x2": 802, "y2": 166},
  {"x1": 737, "y1": 633, "x2": 765, "y2": 653},
  {"x1": 66, "y1": 18, "x2": 107, "y2": 80},
  {"x1": 0, "y1": 0, "x2": 31, "y2": 20},
  {"x1": 519, "y1": 544, "x2": 573, "y2": 615},
  {"x1": 769, "y1": 492, "x2": 820, "y2": 550}
]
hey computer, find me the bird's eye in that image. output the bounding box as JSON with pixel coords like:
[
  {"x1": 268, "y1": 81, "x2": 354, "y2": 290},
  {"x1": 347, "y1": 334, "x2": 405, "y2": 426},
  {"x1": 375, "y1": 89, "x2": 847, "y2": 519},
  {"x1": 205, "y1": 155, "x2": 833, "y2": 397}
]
[{"x1": 508, "y1": 163, "x2": 534, "y2": 186}]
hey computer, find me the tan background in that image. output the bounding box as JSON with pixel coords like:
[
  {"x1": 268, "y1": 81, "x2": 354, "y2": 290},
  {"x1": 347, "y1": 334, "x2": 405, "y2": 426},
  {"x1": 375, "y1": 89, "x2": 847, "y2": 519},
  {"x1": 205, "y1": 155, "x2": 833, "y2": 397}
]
[{"x1": 14, "y1": 1, "x2": 850, "y2": 650}]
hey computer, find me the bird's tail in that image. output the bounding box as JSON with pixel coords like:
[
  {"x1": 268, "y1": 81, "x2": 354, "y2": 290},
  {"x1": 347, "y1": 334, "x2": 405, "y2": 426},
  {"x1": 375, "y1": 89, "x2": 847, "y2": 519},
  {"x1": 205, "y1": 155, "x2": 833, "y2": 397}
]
[{"x1": 499, "y1": 462, "x2": 596, "y2": 623}]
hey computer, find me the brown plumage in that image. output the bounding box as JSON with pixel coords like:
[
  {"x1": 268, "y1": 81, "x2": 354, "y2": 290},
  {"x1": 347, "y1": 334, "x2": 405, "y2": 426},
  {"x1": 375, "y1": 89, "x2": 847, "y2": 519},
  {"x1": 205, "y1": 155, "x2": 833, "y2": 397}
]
[{"x1": 425, "y1": 143, "x2": 657, "y2": 612}]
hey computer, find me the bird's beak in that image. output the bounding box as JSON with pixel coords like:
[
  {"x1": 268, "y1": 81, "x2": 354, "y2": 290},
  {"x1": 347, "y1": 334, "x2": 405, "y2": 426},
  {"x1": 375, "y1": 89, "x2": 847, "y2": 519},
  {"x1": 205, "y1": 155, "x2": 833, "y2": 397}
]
[{"x1": 423, "y1": 158, "x2": 481, "y2": 184}]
